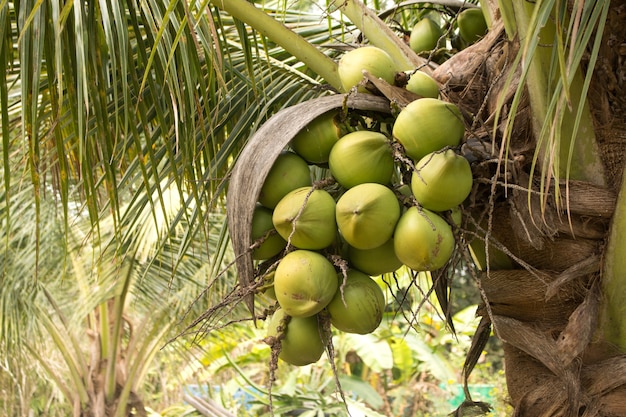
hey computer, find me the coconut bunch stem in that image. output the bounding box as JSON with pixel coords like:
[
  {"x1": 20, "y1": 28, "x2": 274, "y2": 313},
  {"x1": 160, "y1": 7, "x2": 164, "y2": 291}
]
[
  {"x1": 328, "y1": 0, "x2": 425, "y2": 71},
  {"x1": 600, "y1": 167, "x2": 626, "y2": 352},
  {"x1": 209, "y1": 0, "x2": 344, "y2": 91}
]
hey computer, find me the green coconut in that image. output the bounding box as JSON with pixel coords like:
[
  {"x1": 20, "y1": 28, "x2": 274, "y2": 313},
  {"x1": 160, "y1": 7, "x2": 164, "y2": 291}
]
[
  {"x1": 411, "y1": 150, "x2": 473, "y2": 212},
  {"x1": 335, "y1": 183, "x2": 401, "y2": 250},
  {"x1": 290, "y1": 111, "x2": 342, "y2": 164},
  {"x1": 458, "y1": 8, "x2": 488, "y2": 44},
  {"x1": 393, "y1": 207, "x2": 455, "y2": 271},
  {"x1": 348, "y1": 238, "x2": 403, "y2": 276},
  {"x1": 409, "y1": 18, "x2": 443, "y2": 55},
  {"x1": 405, "y1": 71, "x2": 440, "y2": 99},
  {"x1": 272, "y1": 187, "x2": 337, "y2": 250},
  {"x1": 266, "y1": 308, "x2": 325, "y2": 366},
  {"x1": 449, "y1": 205, "x2": 463, "y2": 227},
  {"x1": 327, "y1": 270, "x2": 386, "y2": 334},
  {"x1": 392, "y1": 98, "x2": 465, "y2": 161},
  {"x1": 251, "y1": 206, "x2": 287, "y2": 260},
  {"x1": 328, "y1": 130, "x2": 394, "y2": 188},
  {"x1": 338, "y1": 46, "x2": 398, "y2": 93},
  {"x1": 274, "y1": 250, "x2": 338, "y2": 317},
  {"x1": 451, "y1": 33, "x2": 469, "y2": 51},
  {"x1": 259, "y1": 152, "x2": 312, "y2": 209},
  {"x1": 260, "y1": 270, "x2": 277, "y2": 300}
]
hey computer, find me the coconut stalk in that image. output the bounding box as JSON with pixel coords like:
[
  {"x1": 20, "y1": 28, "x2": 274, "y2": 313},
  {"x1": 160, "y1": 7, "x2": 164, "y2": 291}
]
[
  {"x1": 600, "y1": 169, "x2": 626, "y2": 352},
  {"x1": 208, "y1": 0, "x2": 343, "y2": 91}
]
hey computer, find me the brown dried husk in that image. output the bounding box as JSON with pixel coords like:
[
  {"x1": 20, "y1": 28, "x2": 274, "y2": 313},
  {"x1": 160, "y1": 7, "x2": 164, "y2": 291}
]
[{"x1": 432, "y1": 2, "x2": 626, "y2": 416}]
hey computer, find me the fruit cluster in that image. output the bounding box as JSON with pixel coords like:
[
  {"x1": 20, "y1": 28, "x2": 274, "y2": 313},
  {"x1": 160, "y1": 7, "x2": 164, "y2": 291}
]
[{"x1": 252, "y1": 22, "x2": 480, "y2": 367}]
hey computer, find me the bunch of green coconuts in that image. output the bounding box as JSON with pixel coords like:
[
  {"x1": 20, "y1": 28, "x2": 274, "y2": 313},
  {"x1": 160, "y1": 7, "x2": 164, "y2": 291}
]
[
  {"x1": 408, "y1": 7, "x2": 489, "y2": 56},
  {"x1": 251, "y1": 8, "x2": 487, "y2": 367}
]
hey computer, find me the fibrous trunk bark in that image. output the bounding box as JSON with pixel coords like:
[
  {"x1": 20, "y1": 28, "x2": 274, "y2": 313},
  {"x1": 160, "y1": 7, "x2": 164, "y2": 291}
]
[{"x1": 432, "y1": 2, "x2": 626, "y2": 415}]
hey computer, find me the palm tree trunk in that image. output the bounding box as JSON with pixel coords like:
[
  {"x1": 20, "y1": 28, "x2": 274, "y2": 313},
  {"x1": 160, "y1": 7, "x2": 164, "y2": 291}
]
[{"x1": 433, "y1": 1, "x2": 626, "y2": 415}]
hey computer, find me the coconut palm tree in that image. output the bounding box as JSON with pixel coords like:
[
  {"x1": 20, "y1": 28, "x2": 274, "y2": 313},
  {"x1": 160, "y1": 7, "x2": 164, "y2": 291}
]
[
  {"x1": 1, "y1": 0, "x2": 625, "y2": 416},
  {"x1": 212, "y1": 1, "x2": 626, "y2": 416}
]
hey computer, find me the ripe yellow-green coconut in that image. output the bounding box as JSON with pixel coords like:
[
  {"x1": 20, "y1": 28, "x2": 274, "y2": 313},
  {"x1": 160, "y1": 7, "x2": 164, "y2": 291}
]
[
  {"x1": 392, "y1": 98, "x2": 465, "y2": 161},
  {"x1": 328, "y1": 130, "x2": 394, "y2": 188},
  {"x1": 266, "y1": 308, "x2": 325, "y2": 366},
  {"x1": 290, "y1": 111, "x2": 342, "y2": 164},
  {"x1": 272, "y1": 187, "x2": 337, "y2": 250},
  {"x1": 327, "y1": 270, "x2": 386, "y2": 334},
  {"x1": 411, "y1": 150, "x2": 473, "y2": 212},
  {"x1": 273, "y1": 250, "x2": 338, "y2": 317},
  {"x1": 338, "y1": 46, "x2": 398, "y2": 93},
  {"x1": 348, "y1": 238, "x2": 403, "y2": 276},
  {"x1": 335, "y1": 183, "x2": 401, "y2": 250},
  {"x1": 457, "y1": 8, "x2": 488, "y2": 44},
  {"x1": 259, "y1": 152, "x2": 312, "y2": 209},
  {"x1": 251, "y1": 205, "x2": 287, "y2": 260},
  {"x1": 393, "y1": 207, "x2": 455, "y2": 271},
  {"x1": 405, "y1": 71, "x2": 440, "y2": 99},
  {"x1": 409, "y1": 18, "x2": 443, "y2": 54}
]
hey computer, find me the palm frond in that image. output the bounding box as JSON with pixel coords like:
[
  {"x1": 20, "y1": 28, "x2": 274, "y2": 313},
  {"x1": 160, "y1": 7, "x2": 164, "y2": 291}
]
[
  {"x1": 1, "y1": 0, "x2": 342, "y2": 272},
  {"x1": 2, "y1": 0, "x2": 352, "y2": 412},
  {"x1": 496, "y1": 0, "x2": 608, "y2": 211}
]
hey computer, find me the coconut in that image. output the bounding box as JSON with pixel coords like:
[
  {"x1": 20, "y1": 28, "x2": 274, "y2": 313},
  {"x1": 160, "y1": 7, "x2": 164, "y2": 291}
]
[
  {"x1": 449, "y1": 205, "x2": 463, "y2": 227},
  {"x1": 266, "y1": 308, "x2": 325, "y2": 366},
  {"x1": 273, "y1": 250, "x2": 338, "y2": 317},
  {"x1": 338, "y1": 46, "x2": 398, "y2": 93},
  {"x1": 327, "y1": 270, "x2": 386, "y2": 334},
  {"x1": 260, "y1": 270, "x2": 277, "y2": 300},
  {"x1": 328, "y1": 130, "x2": 394, "y2": 188},
  {"x1": 393, "y1": 207, "x2": 455, "y2": 271},
  {"x1": 290, "y1": 111, "x2": 341, "y2": 164},
  {"x1": 457, "y1": 8, "x2": 488, "y2": 44},
  {"x1": 411, "y1": 149, "x2": 473, "y2": 212},
  {"x1": 392, "y1": 98, "x2": 465, "y2": 161},
  {"x1": 409, "y1": 18, "x2": 443, "y2": 54},
  {"x1": 258, "y1": 152, "x2": 312, "y2": 209},
  {"x1": 405, "y1": 71, "x2": 440, "y2": 99},
  {"x1": 335, "y1": 183, "x2": 401, "y2": 250},
  {"x1": 272, "y1": 187, "x2": 337, "y2": 250},
  {"x1": 251, "y1": 206, "x2": 287, "y2": 260},
  {"x1": 450, "y1": 33, "x2": 468, "y2": 51},
  {"x1": 348, "y1": 238, "x2": 403, "y2": 276}
]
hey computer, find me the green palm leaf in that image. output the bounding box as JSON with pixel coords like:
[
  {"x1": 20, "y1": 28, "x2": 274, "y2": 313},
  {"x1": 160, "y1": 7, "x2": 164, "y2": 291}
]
[{"x1": 1, "y1": 0, "x2": 354, "y2": 413}]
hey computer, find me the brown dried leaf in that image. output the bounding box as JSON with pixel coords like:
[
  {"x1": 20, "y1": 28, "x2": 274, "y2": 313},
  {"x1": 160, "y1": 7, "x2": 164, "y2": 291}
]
[
  {"x1": 556, "y1": 283, "x2": 600, "y2": 367},
  {"x1": 432, "y1": 20, "x2": 505, "y2": 87},
  {"x1": 362, "y1": 70, "x2": 419, "y2": 107},
  {"x1": 463, "y1": 315, "x2": 491, "y2": 389},
  {"x1": 492, "y1": 315, "x2": 563, "y2": 376},
  {"x1": 583, "y1": 355, "x2": 626, "y2": 397},
  {"x1": 546, "y1": 255, "x2": 601, "y2": 300},
  {"x1": 431, "y1": 267, "x2": 455, "y2": 334}
]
